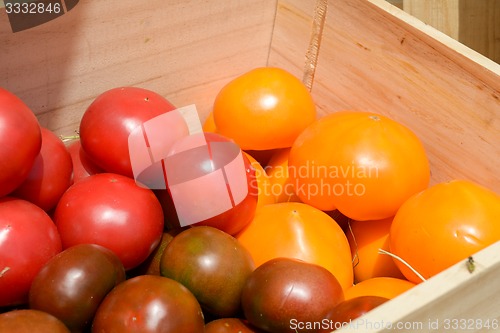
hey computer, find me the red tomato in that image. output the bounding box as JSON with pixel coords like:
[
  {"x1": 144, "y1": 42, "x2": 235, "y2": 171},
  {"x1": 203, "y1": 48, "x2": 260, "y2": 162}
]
[
  {"x1": 66, "y1": 139, "x2": 103, "y2": 183},
  {"x1": 0, "y1": 88, "x2": 42, "y2": 197},
  {"x1": 0, "y1": 197, "x2": 62, "y2": 307},
  {"x1": 12, "y1": 128, "x2": 73, "y2": 212},
  {"x1": 156, "y1": 132, "x2": 258, "y2": 235},
  {"x1": 53, "y1": 173, "x2": 164, "y2": 270},
  {"x1": 79, "y1": 87, "x2": 176, "y2": 177}
]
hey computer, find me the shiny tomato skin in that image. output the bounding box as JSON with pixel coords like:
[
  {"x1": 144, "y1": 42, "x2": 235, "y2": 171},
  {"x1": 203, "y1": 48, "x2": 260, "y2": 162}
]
[
  {"x1": 12, "y1": 128, "x2": 73, "y2": 212},
  {"x1": 29, "y1": 244, "x2": 126, "y2": 332},
  {"x1": 320, "y1": 296, "x2": 389, "y2": 332},
  {"x1": 0, "y1": 88, "x2": 42, "y2": 197},
  {"x1": 0, "y1": 197, "x2": 62, "y2": 307},
  {"x1": 79, "y1": 87, "x2": 176, "y2": 177},
  {"x1": 127, "y1": 231, "x2": 176, "y2": 277},
  {"x1": 205, "y1": 318, "x2": 266, "y2": 333},
  {"x1": 160, "y1": 226, "x2": 255, "y2": 318},
  {"x1": 213, "y1": 67, "x2": 316, "y2": 150},
  {"x1": 157, "y1": 132, "x2": 258, "y2": 235},
  {"x1": 289, "y1": 110, "x2": 430, "y2": 220},
  {"x1": 241, "y1": 257, "x2": 344, "y2": 333},
  {"x1": 53, "y1": 173, "x2": 164, "y2": 270},
  {"x1": 0, "y1": 309, "x2": 70, "y2": 333},
  {"x1": 390, "y1": 179, "x2": 500, "y2": 283},
  {"x1": 91, "y1": 275, "x2": 205, "y2": 333},
  {"x1": 66, "y1": 139, "x2": 103, "y2": 184}
]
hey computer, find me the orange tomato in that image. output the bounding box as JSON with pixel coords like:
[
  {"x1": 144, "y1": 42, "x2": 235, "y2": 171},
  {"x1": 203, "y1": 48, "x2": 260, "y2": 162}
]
[
  {"x1": 265, "y1": 148, "x2": 302, "y2": 204},
  {"x1": 213, "y1": 67, "x2": 316, "y2": 151},
  {"x1": 202, "y1": 112, "x2": 217, "y2": 133},
  {"x1": 236, "y1": 202, "x2": 354, "y2": 290},
  {"x1": 288, "y1": 110, "x2": 430, "y2": 221},
  {"x1": 390, "y1": 179, "x2": 500, "y2": 284},
  {"x1": 344, "y1": 277, "x2": 415, "y2": 300},
  {"x1": 244, "y1": 149, "x2": 276, "y2": 167},
  {"x1": 243, "y1": 152, "x2": 274, "y2": 208},
  {"x1": 346, "y1": 217, "x2": 405, "y2": 283}
]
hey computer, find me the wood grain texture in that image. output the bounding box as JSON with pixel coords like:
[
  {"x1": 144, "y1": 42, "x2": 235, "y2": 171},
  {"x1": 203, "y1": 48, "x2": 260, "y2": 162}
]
[
  {"x1": 1, "y1": 0, "x2": 500, "y2": 330},
  {"x1": 403, "y1": 0, "x2": 460, "y2": 39},
  {"x1": 307, "y1": 0, "x2": 499, "y2": 191},
  {"x1": 267, "y1": 0, "x2": 317, "y2": 81},
  {"x1": 386, "y1": 0, "x2": 403, "y2": 9},
  {"x1": 0, "y1": 0, "x2": 278, "y2": 135},
  {"x1": 404, "y1": 0, "x2": 500, "y2": 63},
  {"x1": 337, "y1": 241, "x2": 500, "y2": 333}
]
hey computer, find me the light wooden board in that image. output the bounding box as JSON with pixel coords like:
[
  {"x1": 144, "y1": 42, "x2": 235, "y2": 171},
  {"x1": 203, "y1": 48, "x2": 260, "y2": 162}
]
[
  {"x1": 267, "y1": 0, "x2": 318, "y2": 84},
  {"x1": 0, "y1": 0, "x2": 278, "y2": 135},
  {"x1": 1, "y1": 0, "x2": 500, "y2": 330},
  {"x1": 386, "y1": 0, "x2": 403, "y2": 9},
  {"x1": 336, "y1": 240, "x2": 500, "y2": 333},
  {"x1": 404, "y1": 0, "x2": 460, "y2": 39},
  {"x1": 268, "y1": 11, "x2": 500, "y2": 327},
  {"x1": 403, "y1": 0, "x2": 500, "y2": 63},
  {"x1": 301, "y1": 0, "x2": 500, "y2": 191}
]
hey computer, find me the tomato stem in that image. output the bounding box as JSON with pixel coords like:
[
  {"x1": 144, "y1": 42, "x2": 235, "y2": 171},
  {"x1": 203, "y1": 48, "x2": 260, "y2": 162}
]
[
  {"x1": 59, "y1": 132, "x2": 80, "y2": 143},
  {"x1": 378, "y1": 249, "x2": 426, "y2": 282},
  {"x1": 0, "y1": 267, "x2": 10, "y2": 277},
  {"x1": 347, "y1": 221, "x2": 360, "y2": 268}
]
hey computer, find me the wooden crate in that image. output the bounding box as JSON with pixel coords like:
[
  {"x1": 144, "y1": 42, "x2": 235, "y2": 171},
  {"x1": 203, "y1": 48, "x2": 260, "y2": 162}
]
[
  {"x1": 1, "y1": 0, "x2": 499, "y2": 332},
  {"x1": 403, "y1": 0, "x2": 500, "y2": 63}
]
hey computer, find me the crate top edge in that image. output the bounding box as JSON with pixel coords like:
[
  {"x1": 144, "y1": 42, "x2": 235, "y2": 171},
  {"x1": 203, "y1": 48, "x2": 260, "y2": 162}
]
[
  {"x1": 364, "y1": 0, "x2": 500, "y2": 75},
  {"x1": 336, "y1": 240, "x2": 500, "y2": 332}
]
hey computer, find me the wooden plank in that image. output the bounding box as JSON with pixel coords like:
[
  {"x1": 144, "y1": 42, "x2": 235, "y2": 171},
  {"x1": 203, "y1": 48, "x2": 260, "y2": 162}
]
[
  {"x1": 458, "y1": 0, "x2": 500, "y2": 64},
  {"x1": 0, "y1": 0, "x2": 278, "y2": 135},
  {"x1": 267, "y1": 0, "x2": 317, "y2": 82},
  {"x1": 386, "y1": 0, "x2": 403, "y2": 9},
  {"x1": 403, "y1": 0, "x2": 460, "y2": 39},
  {"x1": 305, "y1": 0, "x2": 500, "y2": 191},
  {"x1": 403, "y1": 0, "x2": 500, "y2": 63},
  {"x1": 336, "y1": 241, "x2": 500, "y2": 333}
]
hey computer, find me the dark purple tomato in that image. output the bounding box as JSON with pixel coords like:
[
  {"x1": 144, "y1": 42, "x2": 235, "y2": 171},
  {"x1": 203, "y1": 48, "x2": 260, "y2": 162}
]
[
  {"x1": 0, "y1": 197, "x2": 62, "y2": 307},
  {"x1": 91, "y1": 275, "x2": 205, "y2": 333},
  {"x1": 29, "y1": 244, "x2": 126, "y2": 332},
  {"x1": 205, "y1": 318, "x2": 267, "y2": 333},
  {"x1": 319, "y1": 296, "x2": 389, "y2": 332},
  {"x1": 160, "y1": 226, "x2": 255, "y2": 318},
  {"x1": 0, "y1": 88, "x2": 42, "y2": 197},
  {"x1": 126, "y1": 229, "x2": 185, "y2": 277},
  {"x1": 241, "y1": 257, "x2": 345, "y2": 333},
  {"x1": 0, "y1": 309, "x2": 70, "y2": 333}
]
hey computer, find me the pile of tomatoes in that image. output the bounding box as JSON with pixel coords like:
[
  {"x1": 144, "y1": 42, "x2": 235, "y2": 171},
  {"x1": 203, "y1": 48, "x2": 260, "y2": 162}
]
[{"x1": 0, "y1": 67, "x2": 499, "y2": 333}]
